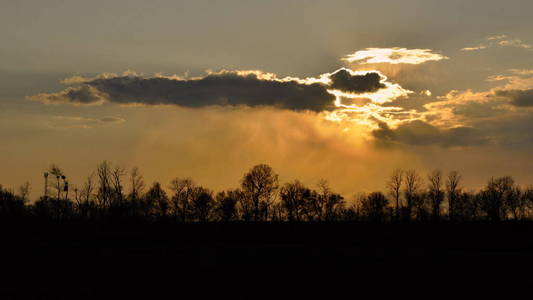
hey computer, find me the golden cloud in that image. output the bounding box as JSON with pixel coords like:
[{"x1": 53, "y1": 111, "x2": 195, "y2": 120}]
[{"x1": 341, "y1": 48, "x2": 448, "y2": 65}]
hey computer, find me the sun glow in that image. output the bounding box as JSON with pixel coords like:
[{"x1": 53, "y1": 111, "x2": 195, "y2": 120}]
[
  {"x1": 320, "y1": 68, "x2": 413, "y2": 129},
  {"x1": 342, "y1": 48, "x2": 448, "y2": 65}
]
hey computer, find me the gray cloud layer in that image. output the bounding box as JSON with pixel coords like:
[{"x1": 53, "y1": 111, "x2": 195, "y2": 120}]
[
  {"x1": 496, "y1": 89, "x2": 533, "y2": 107},
  {"x1": 372, "y1": 120, "x2": 488, "y2": 147},
  {"x1": 31, "y1": 70, "x2": 387, "y2": 112},
  {"x1": 88, "y1": 73, "x2": 335, "y2": 111}
]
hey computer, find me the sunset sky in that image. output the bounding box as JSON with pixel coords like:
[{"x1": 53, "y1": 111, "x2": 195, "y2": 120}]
[{"x1": 2, "y1": 0, "x2": 533, "y2": 198}]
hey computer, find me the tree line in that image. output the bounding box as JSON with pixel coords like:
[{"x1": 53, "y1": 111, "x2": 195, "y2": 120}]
[{"x1": 1, "y1": 161, "x2": 532, "y2": 222}]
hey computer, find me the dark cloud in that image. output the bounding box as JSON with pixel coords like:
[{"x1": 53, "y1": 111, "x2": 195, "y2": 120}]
[
  {"x1": 88, "y1": 73, "x2": 337, "y2": 111},
  {"x1": 30, "y1": 85, "x2": 106, "y2": 105},
  {"x1": 328, "y1": 69, "x2": 385, "y2": 94},
  {"x1": 30, "y1": 69, "x2": 390, "y2": 112},
  {"x1": 372, "y1": 120, "x2": 488, "y2": 147},
  {"x1": 496, "y1": 89, "x2": 533, "y2": 107}
]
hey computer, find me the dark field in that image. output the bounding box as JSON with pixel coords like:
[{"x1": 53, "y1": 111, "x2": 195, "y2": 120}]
[{"x1": 1, "y1": 222, "x2": 533, "y2": 299}]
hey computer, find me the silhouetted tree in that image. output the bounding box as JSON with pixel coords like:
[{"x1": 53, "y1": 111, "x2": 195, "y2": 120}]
[
  {"x1": 360, "y1": 192, "x2": 389, "y2": 222},
  {"x1": 502, "y1": 185, "x2": 526, "y2": 220},
  {"x1": 76, "y1": 173, "x2": 97, "y2": 219},
  {"x1": 427, "y1": 169, "x2": 444, "y2": 221},
  {"x1": 190, "y1": 187, "x2": 215, "y2": 222},
  {"x1": 340, "y1": 203, "x2": 360, "y2": 221},
  {"x1": 403, "y1": 169, "x2": 422, "y2": 220},
  {"x1": 480, "y1": 176, "x2": 514, "y2": 222},
  {"x1": 0, "y1": 185, "x2": 26, "y2": 218},
  {"x1": 446, "y1": 171, "x2": 462, "y2": 221},
  {"x1": 128, "y1": 167, "x2": 145, "y2": 204},
  {"x1": 241, "y1": 164, "x2": 279, "y2": 221},
  {"x1": 145, "y1": 182, "x2": 169, "y2": 218},
  {"x1": 412, "y1": 192, "x2": 430, "y2": 221},
  {"x1": 270, "y1": 202, "x2": 285, "y2": 222},
  {"x1": 18, "y1": 182, "x2": 31, "y2": 204},
  {"x1": 96, "y1": 161, "x2": 113, "y2": 208},
  {"x1": 168, "y1": 178, "x2": 195, "y2": 222},
  {"x1": 316, "y1": 179, "x2": 346, "y2": 221},
  {"x1": 387, "y1": 168, "x2": 403, "y2": 220},
  {"x1": 323, "y1": 193, "x2": 344, "y2": 222},
  {"x1": 452, "y1": 191, "x2": 474, "y2": 221},
  {"x1": 304, "y1": 179, "x2": 330, "y2": 221},
  {"x1": 110, "y1": 165, "x2": 126, "y2": 207},
  {"x1": 280, "y1": 180, "x2": 311, "y2": 222},
  {"x1": 523, "y1": 186, "x2": 533, "y2": 218},
  {"x1": 33, "y1": 196, "x2": 74, "y2": 220},
  {"x1": 4, "y1": 160, "x2": 533, "y2": 224},
  {"x1": 214, "y1": 190, "x2": 239, "y2": 222},
  {"x1": 237, "y1": 188, "x2": 254, "y2": 222}
]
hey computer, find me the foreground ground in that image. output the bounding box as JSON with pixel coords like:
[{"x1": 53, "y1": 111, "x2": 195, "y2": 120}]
[{"x1": 1, "y1": 221, "x2": 532, "y2": 299}]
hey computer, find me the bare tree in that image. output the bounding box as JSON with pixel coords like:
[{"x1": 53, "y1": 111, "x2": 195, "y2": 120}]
[
  {"x1": 280, "y1": 180, "x2": 310, "y2": 222},
  {"x1": 403, "y1": 169, "x2": 422, "y2": 220},
  {"x1": 504, "y1": 185, "x2": 525, "y2": 220},
  {"x1": 427, "y1": 169, "x2": 444, "y2": 221},
  {"x1": 523, "y1": 186, "x2": 533, "y2": 219},
  {"x1": 18, "y1": 182, "x2": 31, "y2": 203},
  {"x1": 128, "y1": 167, "x2": 145, "y2": 202},
  {"x1": 241, "y1": 164, "x2": 279, "y2": 221},
  {"x1": 81, "y1": 173, "x2": 95, "y2": 204},
  {"x1": 168, "y1": 177, "x2": 195, "y2": 221},
  {"x1": 236, "y1": 189, "x2": 254, "y2": 222},
  {"x1": 387, "y1": 169, "x2": 403, "y2": 220},
  {"x1": 111, "y1": 165, "x2": 126, "y2": 207},
  {"x1": 480, "y1": 176, "x2": 515, "y2": 222},
  {"x1": 75, "y1": 173, "x2": 96, "y2": 218},
  {"x1": 145, "y1": 182, "x2": 169, "y2": 217},
  {"x1": 96, "y1": 161, "x2": 112, "y2": 208},
  {"x1": 446, "y1": 171, "x2": 462, "y2": 221},
  {"x1": 316, "y1": 180, "x2": 345, "y2": 221},
  {"x1": 214, "y1": 190, "x2": 239, "y2": 222},
  {"x1": 190, "y1": 186, "x2": 214, "y2": 222},
  {"x1": 309, "y1": 179, "x2": 330, "y2": 221},
  {"x1": 359, "y1": 192, "x2": 389, "y2": 222}
]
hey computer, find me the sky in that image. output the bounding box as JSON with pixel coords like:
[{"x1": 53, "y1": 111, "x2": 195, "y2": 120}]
[{"x1": 2, "y1": 0, "x2": 533, "y2": 199}]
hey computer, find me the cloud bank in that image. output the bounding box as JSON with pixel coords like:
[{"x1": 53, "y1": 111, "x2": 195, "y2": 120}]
[
  {"x1": 496, "y1": 89, "x2": 533, "y2": 107},
  {"x1": 372, "y1": 120, "x2": 488, "y2": 147},
  {"x1": 30, "y1": 69, "x2": 394, "y2": 112}
]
